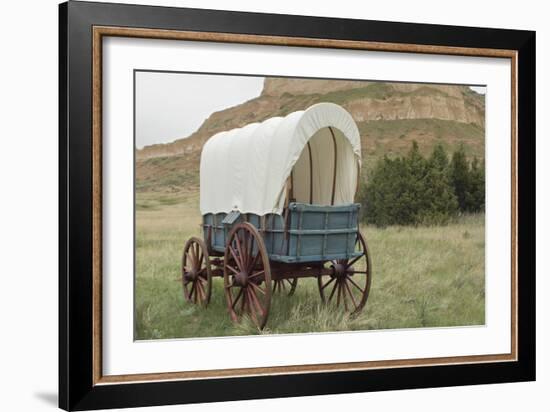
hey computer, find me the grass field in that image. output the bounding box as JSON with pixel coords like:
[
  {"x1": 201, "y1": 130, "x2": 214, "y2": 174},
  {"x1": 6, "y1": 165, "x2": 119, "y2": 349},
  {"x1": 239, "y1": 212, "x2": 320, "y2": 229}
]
[{"x1": 135, "y1": 192, "x2": 485, "y2": 340}]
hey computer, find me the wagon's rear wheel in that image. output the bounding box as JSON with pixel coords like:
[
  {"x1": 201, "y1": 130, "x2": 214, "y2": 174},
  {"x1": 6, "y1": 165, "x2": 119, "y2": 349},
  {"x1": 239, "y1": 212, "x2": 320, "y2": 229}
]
[
  {"x1": 182, "y1": 237, "x2": 212, "y2": 306},
  {"x1": 224, "y1": 222, "x2": 272, "y2": 329},
  {"x1": 317, "y1": 231, "x2": 372, "y2": 316},
  {"x1": 273, "y1": 278, "x2": 298, "y2": 296}
]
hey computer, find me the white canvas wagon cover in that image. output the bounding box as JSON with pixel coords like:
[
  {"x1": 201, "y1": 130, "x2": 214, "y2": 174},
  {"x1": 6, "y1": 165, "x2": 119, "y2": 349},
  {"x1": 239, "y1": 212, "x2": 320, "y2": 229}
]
[{"x1": 200, "y1": 102, "x2": 361, "y2": 216}]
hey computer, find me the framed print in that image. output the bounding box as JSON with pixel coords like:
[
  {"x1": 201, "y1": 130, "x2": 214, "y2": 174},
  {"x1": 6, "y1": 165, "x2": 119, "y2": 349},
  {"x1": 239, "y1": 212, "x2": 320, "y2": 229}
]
[{"x1": 59, "y1": 1, "x2": 535, "y2": 410}]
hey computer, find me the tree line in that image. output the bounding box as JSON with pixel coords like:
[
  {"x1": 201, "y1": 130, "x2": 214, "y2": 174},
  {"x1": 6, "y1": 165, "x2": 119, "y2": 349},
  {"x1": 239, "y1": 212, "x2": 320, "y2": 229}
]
[{"x1": 357, "y1": 142, "x2": 485, "y2": 226}]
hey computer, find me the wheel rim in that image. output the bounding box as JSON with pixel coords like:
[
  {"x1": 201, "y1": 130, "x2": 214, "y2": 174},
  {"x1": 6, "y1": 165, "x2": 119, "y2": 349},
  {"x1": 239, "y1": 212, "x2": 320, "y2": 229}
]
[
  {"x1": 317, "y1": 232, "x2": 372, "y2": 316},
  {"x1": 224, "y1": 223, "x2": 272, "y2": 329},
  {"x1": 182, "y1": 237, "x2": 212, "y2": 306},
  {"x1": 273, "y1": 278, "x2": 298, "y2": 296}
]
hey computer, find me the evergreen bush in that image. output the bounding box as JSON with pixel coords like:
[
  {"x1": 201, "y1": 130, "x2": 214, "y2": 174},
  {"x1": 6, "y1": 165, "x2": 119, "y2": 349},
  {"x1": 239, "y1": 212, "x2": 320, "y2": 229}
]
[{"x1": 359, "y1": 142, "x2": 485, "y2": 226}]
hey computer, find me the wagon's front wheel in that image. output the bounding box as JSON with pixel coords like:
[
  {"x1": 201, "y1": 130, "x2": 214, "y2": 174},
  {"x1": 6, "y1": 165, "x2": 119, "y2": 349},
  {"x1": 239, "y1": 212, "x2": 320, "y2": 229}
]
[
  {"x1": 317, "y1": 231, "x2": 372, "y2": 316},
  {"x1": 224, "y1": 222, "x2": 272, "y2": 330},
  {"x1": 182, "y1": 237, "x2": 212, "y2": 306}
]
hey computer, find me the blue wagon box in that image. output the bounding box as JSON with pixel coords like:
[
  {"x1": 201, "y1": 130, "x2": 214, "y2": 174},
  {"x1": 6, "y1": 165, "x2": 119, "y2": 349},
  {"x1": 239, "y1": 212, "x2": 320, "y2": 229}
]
[{"x1": 203, "y1": 202, "x2": 361, "y2": 263}]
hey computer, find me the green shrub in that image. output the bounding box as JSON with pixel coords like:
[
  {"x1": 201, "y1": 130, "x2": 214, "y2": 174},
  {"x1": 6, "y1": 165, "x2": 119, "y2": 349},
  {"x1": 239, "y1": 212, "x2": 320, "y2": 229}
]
[{"x1": 359, "y1": 142, "x2": 484, "y2": 226}]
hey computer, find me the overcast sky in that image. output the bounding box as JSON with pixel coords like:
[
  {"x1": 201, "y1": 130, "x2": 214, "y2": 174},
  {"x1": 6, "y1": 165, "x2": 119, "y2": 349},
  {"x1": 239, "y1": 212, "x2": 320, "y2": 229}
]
[
  {"x1": 469, "y1": 86, "x2": 487, "y2": 95},
  {"x1": 135, "y1": 71, "x2": 486, "y2": 149},
  {"x1": 135, "y1": 72, "x2": 264, "y2": 148}
]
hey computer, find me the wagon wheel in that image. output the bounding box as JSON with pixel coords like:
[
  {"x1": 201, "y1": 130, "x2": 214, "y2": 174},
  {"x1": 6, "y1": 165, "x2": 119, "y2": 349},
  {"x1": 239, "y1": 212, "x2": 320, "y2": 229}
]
[
  {"x1": 317, "y1": 231, "x2": 372, "y2": 316},
  {"x1": 273, "y1": 278, "x2": 298, "y2": 296},
  {"x1": 224, "y1": 222, "x2": 272, "y2": 329},
  {"x1": 181, "y1": 237, "x2": 212, "y2": 306}
]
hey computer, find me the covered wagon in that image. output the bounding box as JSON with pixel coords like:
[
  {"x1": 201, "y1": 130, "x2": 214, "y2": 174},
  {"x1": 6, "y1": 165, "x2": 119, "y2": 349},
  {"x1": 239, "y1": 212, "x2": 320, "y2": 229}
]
[{"x1": 181, "y1": 102, "x2": 372, "y2": 329}]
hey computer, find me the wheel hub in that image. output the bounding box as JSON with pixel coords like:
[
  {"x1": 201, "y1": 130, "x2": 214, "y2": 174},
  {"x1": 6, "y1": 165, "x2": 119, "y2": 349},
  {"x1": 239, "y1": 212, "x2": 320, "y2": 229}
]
[
  {"x1": 333, "y1": 263, "x2": 348, "y2": 278},
  {"x1": 185, "y1": 269, "x2": 197, "y2": 281},
  {"x1": 234, "y1": 271, "x2": 249, "y2": 287}
]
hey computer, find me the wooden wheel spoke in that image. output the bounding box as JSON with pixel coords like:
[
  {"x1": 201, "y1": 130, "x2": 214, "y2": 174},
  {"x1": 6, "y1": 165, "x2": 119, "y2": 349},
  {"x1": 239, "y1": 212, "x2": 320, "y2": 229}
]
[
  {"x1": 342, "y1": 286, "x2": 348, "y2": 312},
  {"x1": 336, "y1": 281, "x2": 342, "y2": 307},
  {"x1": 240, "y1": 287, "x2": 247, "y2": 313},
  {"x1": 245, "y1": 289, "x2": 260, "y2": 325},
  {"x1": 249, "y1": 281, "x2": 266, "y2": 295},
  {"x1": 248, "y1": 287, "x2": 266, "y2": 317},
  {"x1": 273, "y1": 278, "x2": 296, "y2": 295},
  {"x1": 193, "y1": 282, "x2": 199, "y2": 304},
  {"x1": 196, "y1": 242, "x2": 201, "y2": 260},
  {"x1": 198, "y1": 280, "x2": 206, "y2": 303},
  {"x1": 245, "y1": 234, "x2": 253, "y2": 269},
  {"x1": 229, "y1": 245, "x2": 243, "y2": 270},
  {"x1": 242, "y1": 233, "x2": 249, "y2": 269},
  {"x1": 231, "y1": 288, "x2": 244, "y2": 309},
  {"x1": 346, "y1": 254, "x2": 363, "y2": 268},
  {"x1": 344, "y1": 279, "x2": 359, "y2": 310},
  {"x1": 227, "y1": 264, "x2": 240, "y2": 276},
  {"x1": 195, "y1": 280, "x2": 204, "y2": 302},
  {"x1": 191, "y1": 243, "x2": 198, "y2": 266},
  {"x1": 249, "y1": 270, "x2": 264, "y2": 280},
  {"x1": 248, "y1": 252, "x2": 260, "y2": 273},
  {"x1": 186, "y1": 250, "x2": 192, "y2": 267},
  {"x1": 234, "y1": 234, "x2": 245, "y2": 268},
  {"x1": 198, "y1": 251, "x2": 204, "y2": 268},
  {"x1": 348, "y1": 277, "x2": 365, "y2": 294},
  {"x1": 186, "y1": 251, "x2": 194, "y2": 268},
  {"x1": 189, "y1": 281, "x2": 196, "y2": 299},
  {"x1": 237, "y1": 230, "x2": 247, "y2": 269},
  {"x1": 328, "y1": 280, "x2": 338, "y2": 302},
  {"x1": 241, "y1": 231, "x2": 250, "y2": 269},
  {"x1": 321, "y1": 276, "x2": 336, "y2": 291},
  {"x1": 342, "y1": 282, "x2": 349, "y2": 311}
]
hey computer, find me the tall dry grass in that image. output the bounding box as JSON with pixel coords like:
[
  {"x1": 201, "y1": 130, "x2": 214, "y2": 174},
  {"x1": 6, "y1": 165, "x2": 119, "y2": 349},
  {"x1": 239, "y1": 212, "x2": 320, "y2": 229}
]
[{"x1": 135, "y1": 193, "x2": 484, "y2": 339}]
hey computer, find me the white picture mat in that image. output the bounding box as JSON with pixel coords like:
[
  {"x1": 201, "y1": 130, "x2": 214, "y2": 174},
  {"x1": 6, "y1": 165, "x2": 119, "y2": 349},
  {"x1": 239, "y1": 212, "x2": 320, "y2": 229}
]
[{"x1": 102, "y1": 36, "x2": 512, "y2": 377}]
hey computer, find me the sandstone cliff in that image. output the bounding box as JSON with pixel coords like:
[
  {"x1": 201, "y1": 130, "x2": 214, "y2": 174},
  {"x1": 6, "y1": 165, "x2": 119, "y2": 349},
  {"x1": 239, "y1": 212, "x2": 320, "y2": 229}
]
[
  {"x1": 136, "y1": 78, "x2": 484, "y2": 193},
  {"x1": 137, "y1": 78, "x2": 484, "y2": 160}
]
